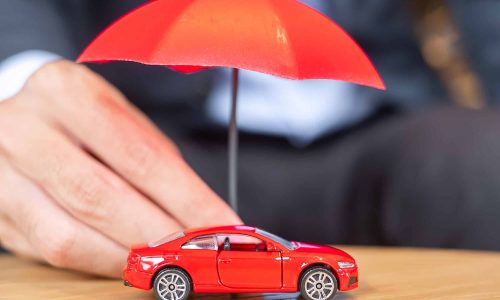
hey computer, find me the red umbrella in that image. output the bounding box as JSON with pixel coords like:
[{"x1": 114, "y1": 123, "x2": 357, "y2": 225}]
[{"x1": 78, "y1": 0, "x2": 385, "y2": 211}]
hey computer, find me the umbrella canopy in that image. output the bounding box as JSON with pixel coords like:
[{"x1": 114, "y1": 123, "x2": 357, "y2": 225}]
[
  {"x1": 78, "y1": 0, "x2": 384, "y2": 88},
  {"x1": 78, "y1": 0, "x2": 385, "y2": 212}
]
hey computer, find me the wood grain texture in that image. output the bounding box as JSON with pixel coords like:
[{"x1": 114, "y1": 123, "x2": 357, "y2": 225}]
[{"x1": 1, "y1": 247, "x2": 499, "y2": 299}]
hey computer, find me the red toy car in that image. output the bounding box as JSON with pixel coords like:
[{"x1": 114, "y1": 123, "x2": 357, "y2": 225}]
[{"x1": 123, "y1": 225, "x2": 358, "y2": 300}]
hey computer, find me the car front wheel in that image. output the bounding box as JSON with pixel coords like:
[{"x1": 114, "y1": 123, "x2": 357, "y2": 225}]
[
  {"x1": 299, "y1": 266, "x2": 338, "y2": 300},
  {"x1": 153, "y1": 268, "x2": 191, "y2": 300}
]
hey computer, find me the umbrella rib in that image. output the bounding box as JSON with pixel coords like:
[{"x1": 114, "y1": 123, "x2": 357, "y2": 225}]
[
  {"x1": 268, "y1": 0, "x2": 301, "y2": 79},
  {"x1": 145, "y1": 0, "x2": 197, "y2": 66}
]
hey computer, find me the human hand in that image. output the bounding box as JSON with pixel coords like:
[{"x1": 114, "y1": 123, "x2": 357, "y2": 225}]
[{"x1": 0, "y1": 60, "x2": 240, "y2": 277}]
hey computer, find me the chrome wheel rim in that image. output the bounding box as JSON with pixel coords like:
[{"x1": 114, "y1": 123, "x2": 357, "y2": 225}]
[
  {"x1": 304, "y1": 270, "x2": 335, "y2": 300},
  {"x1": 156, "y1": 272, "x2": 187, "y2": 300}
]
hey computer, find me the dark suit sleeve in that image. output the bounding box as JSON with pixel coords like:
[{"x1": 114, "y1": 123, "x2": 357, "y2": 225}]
[
  {"x1": 0, "y1": 0, "x2": 77, "y2": 61},
  {"x1": 447, "y1": 0, "x2": 500, "y2": 103}
]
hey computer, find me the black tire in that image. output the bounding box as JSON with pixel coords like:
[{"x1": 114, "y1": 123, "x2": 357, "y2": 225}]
[
  {"x1": 153, "y1": 268, "x2": 191, "y2": 300},
  {"x1": 299, "y1": 266, "x2": 338, "y2": 300}
]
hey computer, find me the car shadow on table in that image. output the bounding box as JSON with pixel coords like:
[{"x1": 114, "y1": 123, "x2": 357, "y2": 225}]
[{"x1": 189, "y1": 293, "x2": 354, "y2": 299}]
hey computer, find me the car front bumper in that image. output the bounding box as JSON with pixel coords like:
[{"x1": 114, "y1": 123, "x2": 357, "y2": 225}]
[{"x1": 337, "y1": 266, "x2": 359, "y2": 291}]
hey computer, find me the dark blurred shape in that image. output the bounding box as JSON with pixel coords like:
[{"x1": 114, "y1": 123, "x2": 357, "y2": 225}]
[{"x1": 413, "y1": 0, "x2": 486, "y2": 109}]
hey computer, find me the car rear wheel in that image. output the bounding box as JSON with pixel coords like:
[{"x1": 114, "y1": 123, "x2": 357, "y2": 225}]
[
  {"x1": 299, "y1": 266, "x2": 338, "y2": 300},
  {"x1": 153, "y1": 268, "x2": 191, "y2": 300}
]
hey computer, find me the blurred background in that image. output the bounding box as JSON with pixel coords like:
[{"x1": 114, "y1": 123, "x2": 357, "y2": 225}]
[
  {"x1": 413, "y1": 0, "x2": 486, "y2": 109},
  {"x1": 1, "y1": 0, "x2": 499, "y2": 251}
]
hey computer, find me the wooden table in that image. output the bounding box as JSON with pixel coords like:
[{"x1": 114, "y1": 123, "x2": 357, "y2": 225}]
[{"x1": 1, "y1": 247, "x2": 499, "y2": 299}]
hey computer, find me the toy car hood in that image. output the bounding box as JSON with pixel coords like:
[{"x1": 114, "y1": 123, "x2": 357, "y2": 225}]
[{"x1": 292, "y1": 242, "x2": 355, "y2": 261}]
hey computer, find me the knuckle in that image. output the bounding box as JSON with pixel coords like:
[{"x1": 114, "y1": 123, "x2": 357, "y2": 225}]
[
  {"x1": 122, "y1": 142, "x2": 157, "y2": 180},
  {"x1": 27, "y1": 61, "x2": 72, "y2": 92},
  {"x1": 25, "y1": 61, "x2": 97, "y2": 108},
  {"x1": 33, "y1": 60, "x2": 85, "y2": 83},
  {"x1": 68, "y1": 171, "x2": 109, "y2": 220},
  {"x1": 41, "y1": 227, "x2": 77, "y2": 268}
]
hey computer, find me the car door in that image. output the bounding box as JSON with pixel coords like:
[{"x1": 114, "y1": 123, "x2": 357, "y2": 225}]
[
  {"x1": 180, "y1": 235, "x2": 219, "y2": 286},
  {"x1": 217, "y1": 234, "x2": 282, "y2": 289}
]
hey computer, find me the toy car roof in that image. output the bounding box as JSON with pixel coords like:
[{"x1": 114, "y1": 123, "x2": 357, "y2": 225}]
[{"x1": 184, "y1": 225, "x2": 257, "y2": 236}]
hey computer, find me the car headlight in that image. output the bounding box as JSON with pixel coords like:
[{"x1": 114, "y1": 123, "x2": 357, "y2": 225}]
[{"x1": 338, "y1": 261, "x2": 356, "y2": 269}]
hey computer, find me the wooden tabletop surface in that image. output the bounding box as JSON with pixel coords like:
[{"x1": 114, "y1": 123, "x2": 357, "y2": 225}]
[{"x1": 1, "y1": 246, "x2": 499, "y2": 299}]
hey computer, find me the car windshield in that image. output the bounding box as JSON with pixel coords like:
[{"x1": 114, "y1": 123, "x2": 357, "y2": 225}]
[
  {"x1": 256, "y1": 228, "x2": 297, "y2": 250},
  {"x1": 148, "y1": 231, "x2": 185, "y2": 247}
]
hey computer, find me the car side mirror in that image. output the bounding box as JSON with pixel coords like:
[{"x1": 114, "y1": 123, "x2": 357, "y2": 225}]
[{"x1": 223, "y1": 238, "x2": 231, "y2": 251}]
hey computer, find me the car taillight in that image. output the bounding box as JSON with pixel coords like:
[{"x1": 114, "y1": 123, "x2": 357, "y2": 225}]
[{"x1": 128, "y1": 253, "x2": 140, "y2": 264}]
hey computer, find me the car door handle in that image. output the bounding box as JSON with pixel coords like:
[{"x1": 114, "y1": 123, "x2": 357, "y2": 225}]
[
  {"x1": 275, "y1": 256, "x2": 290, "y2": 261},
  {"x1": 219, "y1": 258, "x2": 232, "y2": 264}
]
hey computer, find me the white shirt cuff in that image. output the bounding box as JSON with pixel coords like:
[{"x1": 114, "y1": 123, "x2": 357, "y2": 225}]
[{"x1": 0, "y1": 50, "x2": 62, "y2": 101}]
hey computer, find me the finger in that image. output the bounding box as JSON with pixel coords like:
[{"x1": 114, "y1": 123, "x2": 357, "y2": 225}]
[
  {"x1": 0, "y1": 157, "x2": 127, "y2": 277},
  {"x1": 30, "y1": 62, "x2": 241, "y2": 227},
  {"x1": 0, "y1": 156, "x2": 37, "y2": 259},
  {"x1": 0, "y1": 215, "x2": 41, "y2": 261},
  {"x1": 0, "y1": 112, "x2": 182, "y2": 247}
]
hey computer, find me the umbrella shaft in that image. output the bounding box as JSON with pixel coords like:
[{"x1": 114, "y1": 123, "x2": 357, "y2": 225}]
[{"x1": 229, "y1": 68, "x2": 239, "y2": 212}]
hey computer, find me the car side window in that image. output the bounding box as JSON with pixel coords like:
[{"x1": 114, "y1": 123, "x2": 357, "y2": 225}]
[
  {"x1": 217, "y1": 234, "x2": 267, "y2": 252},
  {"x1": 181, "y1": 235, "x2": 217, "y2": 250}
]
